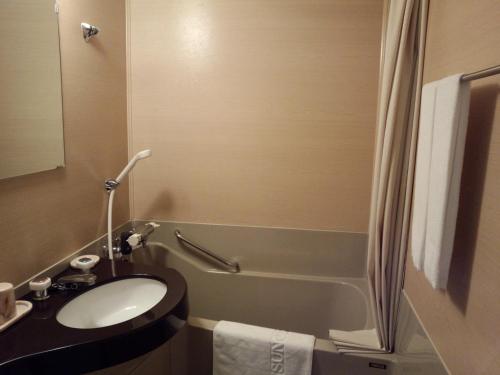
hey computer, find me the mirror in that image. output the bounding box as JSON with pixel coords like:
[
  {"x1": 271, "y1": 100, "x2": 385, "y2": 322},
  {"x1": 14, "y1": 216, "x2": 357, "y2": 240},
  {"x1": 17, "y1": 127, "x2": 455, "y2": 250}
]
[{"x1": 0, "y1": 0, "x2": 65, "y2": 180}]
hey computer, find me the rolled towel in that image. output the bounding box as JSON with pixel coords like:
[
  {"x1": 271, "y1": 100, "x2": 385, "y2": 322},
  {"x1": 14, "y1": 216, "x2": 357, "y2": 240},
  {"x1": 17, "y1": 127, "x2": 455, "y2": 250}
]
[
  {"x1": 0, "y1": 282, "x2": 16, "y2": 324},
  {"x1": 213, "y1": 321, "x2": 315, "y2": 375}
]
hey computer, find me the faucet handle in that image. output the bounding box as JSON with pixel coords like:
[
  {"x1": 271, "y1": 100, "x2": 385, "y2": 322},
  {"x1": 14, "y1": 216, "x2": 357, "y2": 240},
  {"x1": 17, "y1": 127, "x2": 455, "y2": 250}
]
[
  {"x1": 29, "y1": 276, "x2": 51, "y2": 301},
  {"x1": 119, "y1": 231, "x2": 134, "y2": 255},
  {"x1": 126, "y1": 233, "x2": 142, "y2": 248},
  {"x1": 70, "y1": 255, "x2": 100, "y2": 273}
]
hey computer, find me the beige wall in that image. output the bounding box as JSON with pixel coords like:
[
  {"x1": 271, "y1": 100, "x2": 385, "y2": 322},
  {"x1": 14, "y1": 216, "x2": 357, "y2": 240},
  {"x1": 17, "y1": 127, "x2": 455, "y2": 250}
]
[
  {"x1": 0, "y1": 0, "x2": 129, "y2": 286},
  {"x1": 128, "y1": 0, "x2": 382, "y2": 232},
  {"x1": 404, "y1": 1, "x2": 500, "y2": 374}
]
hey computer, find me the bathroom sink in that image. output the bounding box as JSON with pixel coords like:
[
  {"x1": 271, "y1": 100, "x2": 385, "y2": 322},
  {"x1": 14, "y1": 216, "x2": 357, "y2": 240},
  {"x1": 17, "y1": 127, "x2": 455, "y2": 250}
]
[
  {"x1": 0, "y1": 261, "x2": 186, "y2": 375},
  {"x1": 56, "y1": 277, "x2": 167, "y2": 329}
]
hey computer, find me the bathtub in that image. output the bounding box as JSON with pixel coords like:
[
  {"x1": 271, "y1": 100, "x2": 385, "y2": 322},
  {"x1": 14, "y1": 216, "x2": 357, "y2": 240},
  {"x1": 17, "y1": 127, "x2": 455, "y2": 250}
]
[
  {"x1": 131, "y1": 242, "x2": 370, "y2": 339},
  {"x1": 122, "y1": 222, "x2": 394, "y2": 374}
]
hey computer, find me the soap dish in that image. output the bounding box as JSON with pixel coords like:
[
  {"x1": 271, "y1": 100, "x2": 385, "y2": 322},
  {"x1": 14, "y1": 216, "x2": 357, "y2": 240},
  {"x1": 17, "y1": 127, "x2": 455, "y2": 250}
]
[{"x1": 0, "y1": 301, "x2": 33, "y2": 333}]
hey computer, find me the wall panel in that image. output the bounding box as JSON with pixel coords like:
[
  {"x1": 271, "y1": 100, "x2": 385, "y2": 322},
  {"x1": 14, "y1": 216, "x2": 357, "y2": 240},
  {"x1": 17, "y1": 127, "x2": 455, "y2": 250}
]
[
  {"x1": 128, "y1": 0, "x2": 383, "y2": 232},
  {"x1": 405, "y1": 1, "x2": 500, "y2": 374}
]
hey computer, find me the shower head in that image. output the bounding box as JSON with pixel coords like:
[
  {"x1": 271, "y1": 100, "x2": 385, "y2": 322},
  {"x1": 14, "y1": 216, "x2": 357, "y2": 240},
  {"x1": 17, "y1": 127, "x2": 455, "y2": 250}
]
[
  {"x1": 135, "y1": 149, "x2": 152, "y2": 159},
  {"x1": 115, "y1": 149, "x2": 152, "y2": 184}
]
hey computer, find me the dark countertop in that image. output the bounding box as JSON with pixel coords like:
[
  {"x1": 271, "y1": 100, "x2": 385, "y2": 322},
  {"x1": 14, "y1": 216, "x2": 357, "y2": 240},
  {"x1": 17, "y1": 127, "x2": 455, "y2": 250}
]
[{"x1": 0, "y1": 259, "x2": 188, "y2": 375}]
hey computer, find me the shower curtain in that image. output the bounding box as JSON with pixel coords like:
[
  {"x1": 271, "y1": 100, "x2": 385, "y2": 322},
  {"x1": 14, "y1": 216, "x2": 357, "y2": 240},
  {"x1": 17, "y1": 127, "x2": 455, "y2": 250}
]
[{"x1": 330, "y1": 0, "x2": 428, "y2": 353}]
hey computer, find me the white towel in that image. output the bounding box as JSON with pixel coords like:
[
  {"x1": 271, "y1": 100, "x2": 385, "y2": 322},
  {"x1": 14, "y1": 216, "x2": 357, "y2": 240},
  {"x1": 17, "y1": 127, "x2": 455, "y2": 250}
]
[
  {"x1": 213, "y1": 321, "x2": 315, "y2": 375},
  {"x1": 424, "y1": 74, "x2": 470, "y2": 289},
  {"x1": 411, "y1": 81, "x2": 438, "y2": 271},
  {"x1": 329, "y1": 328, "x2": 386, "y2": 354}
]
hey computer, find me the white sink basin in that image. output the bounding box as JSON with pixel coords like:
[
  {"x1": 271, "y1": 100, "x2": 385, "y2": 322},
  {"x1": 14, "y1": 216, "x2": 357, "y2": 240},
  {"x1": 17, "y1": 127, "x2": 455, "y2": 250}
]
[{"x1": 56, "y1": 278, "x2": 167, "y2": 329}]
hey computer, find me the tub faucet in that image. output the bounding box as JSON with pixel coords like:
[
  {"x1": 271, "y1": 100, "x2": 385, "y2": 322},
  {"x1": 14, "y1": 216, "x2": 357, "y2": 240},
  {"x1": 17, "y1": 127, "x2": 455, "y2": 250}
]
[
  {"x1": 102, "y1": 222, "x2": 159, "y2": 258},
  {"x1": 125, "y1": 222, "x2": 160, "y2": 249}
]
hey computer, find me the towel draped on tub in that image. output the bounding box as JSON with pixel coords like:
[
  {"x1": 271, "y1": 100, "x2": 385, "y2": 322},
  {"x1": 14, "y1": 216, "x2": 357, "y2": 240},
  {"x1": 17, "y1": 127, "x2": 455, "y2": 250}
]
[{"x1": 213, "y1": 321, "x2": 315, "y2": 375}]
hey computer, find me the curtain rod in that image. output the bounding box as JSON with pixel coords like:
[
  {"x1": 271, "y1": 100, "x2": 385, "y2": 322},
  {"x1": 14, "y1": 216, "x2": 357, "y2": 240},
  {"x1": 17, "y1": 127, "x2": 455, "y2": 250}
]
[{"x1": 461, "y1": 64, "x2": 500, "y2": 82}]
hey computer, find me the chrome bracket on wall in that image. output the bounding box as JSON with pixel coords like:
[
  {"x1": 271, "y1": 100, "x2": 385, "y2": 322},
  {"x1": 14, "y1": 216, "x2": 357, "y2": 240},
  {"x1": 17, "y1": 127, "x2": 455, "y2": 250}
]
[
  {"x1": 81, "y1": 22, "x2": 100, "y2": 42},
  {"x1": 104, "y1": 179, "x2": 119, "y2": 192}
]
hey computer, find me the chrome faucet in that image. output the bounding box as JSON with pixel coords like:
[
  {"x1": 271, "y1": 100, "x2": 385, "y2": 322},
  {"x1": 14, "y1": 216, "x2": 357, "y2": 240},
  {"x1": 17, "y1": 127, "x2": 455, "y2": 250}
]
[{"x1": 54, "y1": 274, "x2": 97, "y2": 290}]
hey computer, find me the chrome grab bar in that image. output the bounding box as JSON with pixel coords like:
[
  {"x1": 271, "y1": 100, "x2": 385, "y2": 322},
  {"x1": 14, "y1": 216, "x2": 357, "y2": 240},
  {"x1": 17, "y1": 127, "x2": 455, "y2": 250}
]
[{"x1": 174, "y1": 230, "x2": 240, "y2": 273}]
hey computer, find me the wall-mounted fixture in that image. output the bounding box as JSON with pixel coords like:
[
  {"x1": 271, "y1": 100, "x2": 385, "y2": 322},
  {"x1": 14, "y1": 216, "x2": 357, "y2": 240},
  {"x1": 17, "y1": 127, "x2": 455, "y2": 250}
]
[{"x1": 81, "y1": 22, "x2": 99, "y2": 42}]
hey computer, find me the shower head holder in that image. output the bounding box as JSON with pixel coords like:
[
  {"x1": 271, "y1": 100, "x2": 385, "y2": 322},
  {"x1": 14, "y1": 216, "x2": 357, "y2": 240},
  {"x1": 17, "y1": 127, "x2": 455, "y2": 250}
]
[{"x1": 81, "y1": 22, "x2": 100, "y2": 42}]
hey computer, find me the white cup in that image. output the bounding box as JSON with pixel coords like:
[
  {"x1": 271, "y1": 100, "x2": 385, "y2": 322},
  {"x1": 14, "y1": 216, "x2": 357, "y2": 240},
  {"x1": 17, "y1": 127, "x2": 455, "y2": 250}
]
[{"x1": 0, "y1": 282, "x2": 16, "y2": 324}]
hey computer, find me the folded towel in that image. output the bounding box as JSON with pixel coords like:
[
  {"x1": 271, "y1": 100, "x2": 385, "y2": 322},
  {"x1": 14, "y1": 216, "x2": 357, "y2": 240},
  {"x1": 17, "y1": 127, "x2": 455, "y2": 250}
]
[
  {"x1": 213, "y1": 321, "x2": 315, "y2": 375},
  {"x1": 411, "y1": 81, "x2": 438, "y2": 271},
  {"x1": 329, "y1": 328, "x2": 386, "y2": 354},
  {"x1": 424, "y1": 74, "x2": 470, "y2": 289}
]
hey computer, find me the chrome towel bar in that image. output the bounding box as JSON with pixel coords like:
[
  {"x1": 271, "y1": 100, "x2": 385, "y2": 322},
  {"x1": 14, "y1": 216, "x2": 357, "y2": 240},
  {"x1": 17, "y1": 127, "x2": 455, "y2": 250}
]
[
  {"x1": 461, "y1": 64, "x2": 500, "y2": 82},
  {"x1": 174, "y1": 230, "x2": 240, "y2": 273}
]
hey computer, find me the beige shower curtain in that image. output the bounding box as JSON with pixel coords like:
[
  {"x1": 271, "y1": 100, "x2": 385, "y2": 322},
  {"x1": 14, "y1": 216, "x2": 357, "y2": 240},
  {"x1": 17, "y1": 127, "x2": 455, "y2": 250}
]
[
  {"x1": 367, "y1": 0, "x2": 428, "y2": 352},
  {"x1": 331, "y1": 0, "x2": 428, "y2": 353}
]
